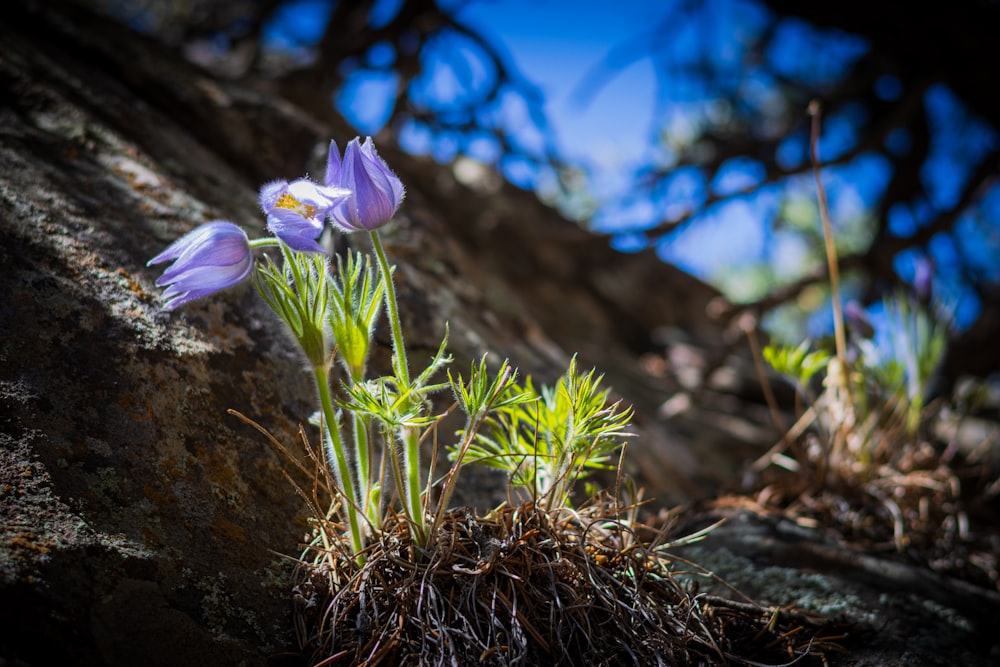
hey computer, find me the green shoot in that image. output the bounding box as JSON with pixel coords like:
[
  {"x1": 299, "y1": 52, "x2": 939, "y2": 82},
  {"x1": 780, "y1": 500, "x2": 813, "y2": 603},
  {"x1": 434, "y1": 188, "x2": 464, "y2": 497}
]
[{"x1": 458, "y1": 356, "x2": 634, "y2": 510}]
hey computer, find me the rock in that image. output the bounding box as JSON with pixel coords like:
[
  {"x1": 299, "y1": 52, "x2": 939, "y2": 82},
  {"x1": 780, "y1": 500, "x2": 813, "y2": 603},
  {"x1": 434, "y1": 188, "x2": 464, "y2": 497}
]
[
  {"x1": 672, "y1": 508, "x2": 1000, "y2": 666},
  {"x1": 0, "y1": 1, "x2": 735, "y2": 663}
]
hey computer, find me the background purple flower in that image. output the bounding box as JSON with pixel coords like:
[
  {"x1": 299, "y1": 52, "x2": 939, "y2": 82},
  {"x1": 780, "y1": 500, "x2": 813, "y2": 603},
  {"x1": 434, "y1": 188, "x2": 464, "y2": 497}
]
[
  {"x1": 260, "y1": 178, "x2": 350, "y2": 252},
  {"x1": 148, "y1": 221, "x2": 253, "y2": 310},
  {"x1": 844, "y1": 300, "x2": 875, "y2": 339},
  {"x1": 913, "y1": 256, "x2": 934, "y2": 305},
  {"x1": 325, "y1": 137, "x2": 405, "y2": 232}
]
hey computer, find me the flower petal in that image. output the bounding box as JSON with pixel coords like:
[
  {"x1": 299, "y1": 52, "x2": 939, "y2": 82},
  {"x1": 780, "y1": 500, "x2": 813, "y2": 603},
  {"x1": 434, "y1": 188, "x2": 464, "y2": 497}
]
[
  {"x1": 361, "y1": 137, "x2": 405, "y2": 208},
  {"x1": 325, "y1": 136, "x2": 404, "y2": 232},
  {"x1": 287, "y1": 179, "x2": 332, "y2": 208},
  {"x1": 266, "y1": 208, "x2": 325, "y2": 253},
  {"x1": 259, "y1": 180, "x2": 288, "y2": 213},
  {"x1": 148, "y1": 222, "x2": 231, "y2": 266},
  {"x1": 147, "y1": 221, "x2": 253, "y2": 309},
  {"x1": 324, "y1": 139, "x2": 342, "y2": 187},
  {"x1": 161, "y1": 262, "x2": 253, "y2": 304}
]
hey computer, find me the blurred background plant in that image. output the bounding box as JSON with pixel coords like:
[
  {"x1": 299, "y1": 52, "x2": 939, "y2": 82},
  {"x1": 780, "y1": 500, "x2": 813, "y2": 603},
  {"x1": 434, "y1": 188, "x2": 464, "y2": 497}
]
[
  {"x1": 753, "y1": 265, "x2": 998, "y2": 587},
  {"x1": 752, "y1": 125, "x2": 997, "y2": 589}
]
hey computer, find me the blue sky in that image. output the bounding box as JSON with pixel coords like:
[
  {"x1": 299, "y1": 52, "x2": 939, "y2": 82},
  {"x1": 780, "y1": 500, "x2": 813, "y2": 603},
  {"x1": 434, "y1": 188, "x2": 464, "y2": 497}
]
[
  {"x1": 456, "y1": 0, "x2": 660, "y2": 172},
  {"x1": 261, "y1": 0, "x2": 998, "y2": 338},
  {"x1": 442, "y1": 0, "x2": 777, "y2": 275}
]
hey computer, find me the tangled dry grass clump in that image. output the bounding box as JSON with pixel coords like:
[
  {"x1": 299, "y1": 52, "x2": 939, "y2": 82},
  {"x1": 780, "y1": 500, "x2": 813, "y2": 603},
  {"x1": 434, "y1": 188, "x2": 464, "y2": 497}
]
[
  {"x1": 745, "y1": 407, "x2": 1000, "y2": 592},
  {"x1": 291, "y1": 498, "x2": 844, "y2": 666}
]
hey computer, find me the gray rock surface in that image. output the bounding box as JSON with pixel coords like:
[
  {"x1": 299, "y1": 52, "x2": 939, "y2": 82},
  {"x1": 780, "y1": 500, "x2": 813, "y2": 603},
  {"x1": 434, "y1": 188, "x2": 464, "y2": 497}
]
[{"x1": 673, "y1": 509, "x2": 1000, "y2": 666}]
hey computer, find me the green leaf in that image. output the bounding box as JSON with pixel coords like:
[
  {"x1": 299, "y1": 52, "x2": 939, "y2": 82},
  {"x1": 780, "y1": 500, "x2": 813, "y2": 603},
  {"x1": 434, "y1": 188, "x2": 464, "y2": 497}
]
[
  {"x1": 763, "y1": 340, "x2": 831, "y2": 388},
  {"x1": 253, "y1": 247, "x2": 332, "y2": 368},
  {"x1": 456, "y1": 355, "x2": 633, "y2": 508}
]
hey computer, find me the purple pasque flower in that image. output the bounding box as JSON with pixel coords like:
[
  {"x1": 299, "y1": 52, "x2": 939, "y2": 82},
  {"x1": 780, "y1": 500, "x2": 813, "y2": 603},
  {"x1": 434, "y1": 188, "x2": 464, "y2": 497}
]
[
  {"x1": 147, "y1": 221, "x2": 253, "y2": 310},
  {"x1": 913, "y1": 256, "x2": 934, "y2": 305},
  {"x1": 844, "y1": 300, "x2": 875, "y2": 339},
  {"x1": 259, "y1": 178, "x2": 350, "y2": 252},
  {"x1": 324, "y1": 137, "x2": 405, "y2": 232}
]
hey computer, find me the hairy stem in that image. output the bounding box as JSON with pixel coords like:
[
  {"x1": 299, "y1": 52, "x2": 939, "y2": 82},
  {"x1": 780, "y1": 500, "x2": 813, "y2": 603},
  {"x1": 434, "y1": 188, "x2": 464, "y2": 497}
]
[
  {"x1": 370, "y1": 230, "x2": 425, "y2": 543},
  {"x1": 403, "y1": 427, "x2": 426, "y2": 542},
  {"x1": 370, "y1": 231, "x2": 410, "y2": 387},
  {"x1": 314, "y1": 365, "x2": 364, "y2": 556}
]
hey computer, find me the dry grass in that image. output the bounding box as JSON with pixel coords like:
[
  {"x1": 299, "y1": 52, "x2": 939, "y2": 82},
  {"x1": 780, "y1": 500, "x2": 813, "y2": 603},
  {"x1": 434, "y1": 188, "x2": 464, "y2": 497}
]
[
  {"x1": 291, "y1": 499, "x2": 844, "y2": 666},
  {"x1": 747, "y1": 425, "x2": 1000, "y2": 592}
]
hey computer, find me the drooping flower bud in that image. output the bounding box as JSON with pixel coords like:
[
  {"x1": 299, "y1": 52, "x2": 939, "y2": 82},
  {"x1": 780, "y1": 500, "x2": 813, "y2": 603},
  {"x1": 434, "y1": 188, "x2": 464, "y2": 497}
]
[{"x1": 147, "y1": 221, "x2": 253, "y2": 310}]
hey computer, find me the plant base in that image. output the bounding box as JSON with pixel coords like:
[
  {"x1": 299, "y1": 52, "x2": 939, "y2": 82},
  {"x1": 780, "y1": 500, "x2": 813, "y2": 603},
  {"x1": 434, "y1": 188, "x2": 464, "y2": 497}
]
[{"x1": 292, "y1": 501, "x2": 841, "y2": 666}]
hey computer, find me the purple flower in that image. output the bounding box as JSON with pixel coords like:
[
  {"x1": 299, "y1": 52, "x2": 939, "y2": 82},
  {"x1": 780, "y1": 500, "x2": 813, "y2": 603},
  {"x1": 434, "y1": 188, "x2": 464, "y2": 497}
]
[
  {"x1": 844, "y1": 300, "x2": 875, "y2": 339},
  {"x1": 913, "y1": 256, "x2": 934, "y2": 304},
  {"x1": 259, "y1": 178, "x2": 350, "y2": 252},
  {"x1": 147, "y1": 221, "x2": 253, "y2": 310},
  {"x1": 324, "y1": 137, "x2": 405, "y2": 232}
]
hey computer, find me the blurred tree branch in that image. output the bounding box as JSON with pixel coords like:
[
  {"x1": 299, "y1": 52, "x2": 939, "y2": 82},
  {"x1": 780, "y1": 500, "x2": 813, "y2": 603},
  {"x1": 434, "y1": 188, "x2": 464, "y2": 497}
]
[{"x1": 87, "y1": 0, "x2": 1000, "y2": 382}]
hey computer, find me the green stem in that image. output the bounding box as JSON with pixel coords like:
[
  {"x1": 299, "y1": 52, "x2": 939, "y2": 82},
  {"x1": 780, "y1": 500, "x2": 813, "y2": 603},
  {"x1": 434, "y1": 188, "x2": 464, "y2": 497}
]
[
  {"x1": 345, "y1": 352, "x2": 382, "y2": 530},
  {"x1": 351, "y1": 411, "x2": 376, "y2": 527},
  {"x1": 403, "y1": 427, "x2": 425, "y2": 541},
  {"x1": 809, "y1": 103, "x2": 848, "y2": 364},
  {"x1": 433, "y1": 413, "x2": 485, "y2": 531},
  {"x1": 248, "y1": 237, "x2": 281, "y2": 250},
  {"x1": 314, "y1": 365, "x2": 364, "y2": 556},
  {"x1": 370, "y1": 230, "x2": 425, "y2": 543},
  {"x1": 370, "y1": 231, "x2": 410, "y2": 387}
]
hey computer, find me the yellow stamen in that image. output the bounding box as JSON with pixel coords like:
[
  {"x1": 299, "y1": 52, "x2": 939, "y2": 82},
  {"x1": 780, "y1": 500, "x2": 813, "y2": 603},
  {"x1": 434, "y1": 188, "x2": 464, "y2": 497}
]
[{"x1": 275, "y1": 193, "x2": 316, "y2": 217}]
